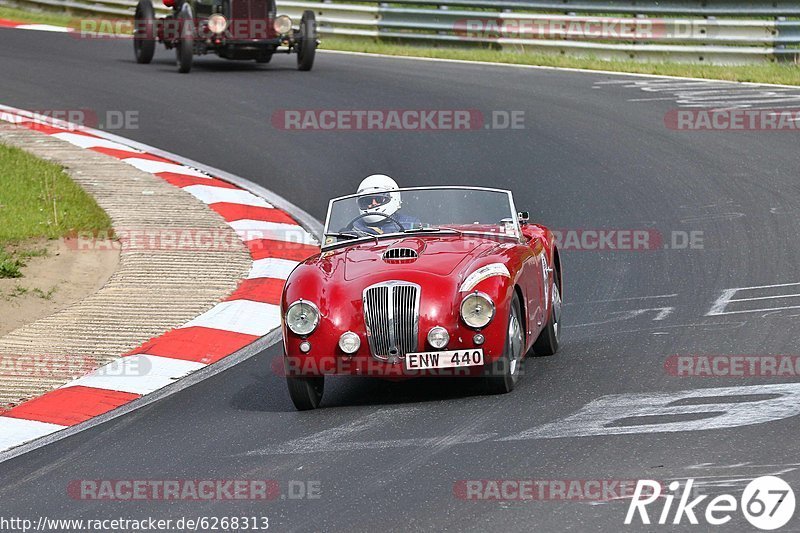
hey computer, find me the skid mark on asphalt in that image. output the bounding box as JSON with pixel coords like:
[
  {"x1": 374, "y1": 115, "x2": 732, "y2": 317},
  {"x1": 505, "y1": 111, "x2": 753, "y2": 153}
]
[{"x1": 595, "y1": 79, "x2": 800, "y2": 109}]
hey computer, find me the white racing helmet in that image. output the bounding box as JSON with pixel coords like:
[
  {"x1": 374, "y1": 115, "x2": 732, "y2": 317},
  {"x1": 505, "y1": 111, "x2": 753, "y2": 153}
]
[{"x1": 357, "y1": 174, "x2": 401, "y2": 223}]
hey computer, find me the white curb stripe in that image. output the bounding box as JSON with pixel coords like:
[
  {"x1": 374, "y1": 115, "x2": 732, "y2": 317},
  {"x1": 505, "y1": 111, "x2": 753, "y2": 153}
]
[
  {"x1": 182, "y1": 185, "x2": 274, "y2": 208},
  {"x1": 229, "y1": 219, "x2": 318, "y2": 245},
  {"x1": 0, "y1": 418, "x2": 66, "y2": 449},
  {"x1": 248, "y1": 257, "x2": 300, "y2": 280},
  {"x1": 51, "y1": 132, "x2": 136, "y2": 151},
  {"x1": 179, "y1": 300, "x2": 281, "y2": 336},
  {"x1": 122, "y1": 158, "x2": 209, "y2": 177},
  {"x1": 60, "y1": 355, "x2": 207, "y2": 395},
  {"x1": 16, "y1": 24, "x2": 70, "y2": 32}
]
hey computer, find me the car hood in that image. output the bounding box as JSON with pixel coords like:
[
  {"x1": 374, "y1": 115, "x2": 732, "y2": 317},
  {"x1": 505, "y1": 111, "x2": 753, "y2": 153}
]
[{"x1": 314, "y1": 234, "x2": 504, "y2": 282}]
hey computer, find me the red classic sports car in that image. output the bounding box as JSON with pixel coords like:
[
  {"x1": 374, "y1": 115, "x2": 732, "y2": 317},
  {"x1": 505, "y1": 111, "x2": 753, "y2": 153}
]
[{"x1": 281, "y1": 186, "x2": 562, "y2": 410}]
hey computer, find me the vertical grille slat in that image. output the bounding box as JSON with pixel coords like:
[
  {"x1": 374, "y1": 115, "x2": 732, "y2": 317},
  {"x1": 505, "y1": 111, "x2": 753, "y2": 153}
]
[{"x1": 363, "y1": 282, "x2": 419, "y2": 360}]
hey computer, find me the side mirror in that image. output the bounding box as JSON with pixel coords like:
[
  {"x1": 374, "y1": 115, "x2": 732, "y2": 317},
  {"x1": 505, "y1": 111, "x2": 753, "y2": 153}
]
[{"x1": 518, "y1": 211, "x2": 530, "y2": 225}]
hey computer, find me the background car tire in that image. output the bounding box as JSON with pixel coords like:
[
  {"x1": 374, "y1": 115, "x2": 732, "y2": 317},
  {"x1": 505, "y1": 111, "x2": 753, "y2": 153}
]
[
  {"x1": 286, "y1": 375, "x2": 324, "y2": 410},
  {"x1": 255, "y1": 52, "x2": 273, "y2": 64},
  {"x1": 296, "y1": 10, "x2": 316, "y2": 71},
  {"x1": 485, "y1": 292, "x2": 524, "y2": 394},
  {"x1": 176, "y1": 7, "x2": 194, "y2": 74},
  {"x1": 532, "y1": 272, "x2": 561, "y2": 356},
  {"x1": 133, "y1": 0, "x2": 156, "y2": 64}
]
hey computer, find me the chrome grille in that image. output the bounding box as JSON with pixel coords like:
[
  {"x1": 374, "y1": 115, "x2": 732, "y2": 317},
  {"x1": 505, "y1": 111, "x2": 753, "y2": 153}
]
[{"x1": 363, "y1": 282, "x2": 420, "y2": 360}]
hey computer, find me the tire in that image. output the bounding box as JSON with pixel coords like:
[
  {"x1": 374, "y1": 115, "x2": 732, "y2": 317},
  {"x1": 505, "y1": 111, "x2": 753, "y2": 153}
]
[
  {"x1": 286, "y1": 375, "x2": 324, "y2": 410},
  {"x1": 176, "y1": 7, "x2": 193, "y2": 74},
  {"x1": 532, "y1": 272, "x2": 562, "y2": 356},
  {"x1": 296, "y1": 10, "x2": 316, "y2": 71},
  {"x1": 485, "y1": 292, "x2": 525, "y2": 394},
  {"x1": 133, "y1": 0, "x2": 156, "y2": 64},
  {"x1": 255, "y1": 53, "x2": 273, "y2": 64}
]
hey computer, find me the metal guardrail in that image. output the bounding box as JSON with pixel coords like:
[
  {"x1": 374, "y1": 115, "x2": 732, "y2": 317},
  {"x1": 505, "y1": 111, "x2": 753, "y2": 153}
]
[{"x1": 3, "y1": 0, "x2": 800, "y2": 64}]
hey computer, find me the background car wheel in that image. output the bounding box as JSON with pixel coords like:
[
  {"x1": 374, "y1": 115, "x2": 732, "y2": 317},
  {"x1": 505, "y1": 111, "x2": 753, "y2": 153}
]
[
  {"x1": 485, "y1": 292, "x2": 524, "y2": 394},
  {"x1": 133, "y1": 0, "x2": 156, "y2": 64},
  {"x1": 532, "y1": 274, "x2": 561, "y2": 356},
  {"x1": 176, "y1": 7, "x2": 193, "y2": 74},
  {"x1": 286, "y1": 375, "x2": 324, "y2": 410},
  {"x1": 296, "y1": 10, "x2": 317, "y2": 71}
]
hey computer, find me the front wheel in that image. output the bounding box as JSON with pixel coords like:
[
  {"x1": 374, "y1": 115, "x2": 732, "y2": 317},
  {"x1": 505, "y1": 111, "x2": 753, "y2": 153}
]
[
  {"x1": 133, "y1": 0, "x2": 156, "y2": 64},
  {"x1": 296, "y1": 10, "x2": 317, "y2": 71},
  {"x1": 176, "y1": 8, "x2": 193, "y2": 73},
  {"x1": 287, "y1": 375, "x2": 324, "y2": 410},
  {"x1": 485, "y1": 293, "x2": 525, "y2": 394},
  {"x1": 532, "y1": 274, "x2": 561, "y2": 356}
]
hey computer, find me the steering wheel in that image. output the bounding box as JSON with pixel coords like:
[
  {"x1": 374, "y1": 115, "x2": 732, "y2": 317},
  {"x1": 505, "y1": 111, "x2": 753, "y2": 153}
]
[{"x1": 345, "y1": 212, "x2": 405, "y2": 233}]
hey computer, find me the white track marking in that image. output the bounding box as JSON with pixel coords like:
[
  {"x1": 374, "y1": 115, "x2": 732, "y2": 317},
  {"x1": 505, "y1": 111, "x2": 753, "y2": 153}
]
[
  {"x1": 180, "y1": 300, "x2": 281, "y2": 336},
  {"x1": 61, "y1": 355, "x2": 206, "y2": 395},
  {"x1": 500, "y1": 383, "x2": 800, "y2": 440},
  {"x1": 182, "y1": 185, "x2": 273, "y2": 208},
  {"x1": 707, "y1": 283, "x2": 800, "y2": 316}
]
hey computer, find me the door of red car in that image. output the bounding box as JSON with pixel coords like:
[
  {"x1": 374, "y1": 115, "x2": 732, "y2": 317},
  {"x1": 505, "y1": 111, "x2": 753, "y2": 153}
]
[{"x1": 518, "y1": 225, "x2": 547, "y2": 346}]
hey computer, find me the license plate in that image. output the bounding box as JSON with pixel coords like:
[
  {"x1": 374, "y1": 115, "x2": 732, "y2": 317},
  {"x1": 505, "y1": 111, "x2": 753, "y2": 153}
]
[{"x1": 404, "y1": 349, "x2": 484, "y2": 370}]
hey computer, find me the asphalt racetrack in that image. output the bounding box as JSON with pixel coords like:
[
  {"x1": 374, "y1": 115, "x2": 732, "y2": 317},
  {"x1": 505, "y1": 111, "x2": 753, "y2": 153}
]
[{"x1": 1, "y1": 28, "x2": 800, "y2": 531}]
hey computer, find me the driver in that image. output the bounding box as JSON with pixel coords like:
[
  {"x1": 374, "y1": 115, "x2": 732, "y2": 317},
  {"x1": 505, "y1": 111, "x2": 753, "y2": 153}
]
[{"x1": 352, "y1": 174, "x2": 420, "y2": 235}]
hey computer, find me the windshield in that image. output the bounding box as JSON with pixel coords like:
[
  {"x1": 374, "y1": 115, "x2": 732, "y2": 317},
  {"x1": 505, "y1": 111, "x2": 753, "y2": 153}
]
[{"x1": 322, "y1": 187, "x2": 519, "y2": 249}]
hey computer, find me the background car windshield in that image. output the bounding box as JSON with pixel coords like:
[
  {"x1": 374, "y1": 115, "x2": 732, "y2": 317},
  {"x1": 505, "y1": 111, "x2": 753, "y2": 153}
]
[{"x1": 325, "y1": 188, "x2": 516, "y2": 245}]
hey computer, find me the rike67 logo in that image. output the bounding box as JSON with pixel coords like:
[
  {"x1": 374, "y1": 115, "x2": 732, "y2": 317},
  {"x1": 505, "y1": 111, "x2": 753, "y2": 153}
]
[{"x1": 625, "y1": 477, "x2": 795, "y2": 530}]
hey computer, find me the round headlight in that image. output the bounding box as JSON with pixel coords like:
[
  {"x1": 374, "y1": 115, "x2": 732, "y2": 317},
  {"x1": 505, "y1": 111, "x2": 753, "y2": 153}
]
[
  {"x1": 273, "y1": 15, "x2": 292, "y2": 34},
  {"x1": 460, "y1": 292, "x2": 495, "y2": 329},
  {"x1": 207, "y1": 14, "x2": 227, "y2": 34},
  {"x1": 338, "y1": 331, "x2": 361, "y2": 354},
  {"x1": 285, "y1": 300, "x2": 319, "y2": 336},
  {"x1": 427, "y1": 326, "x2": 450, "y2": 349}
]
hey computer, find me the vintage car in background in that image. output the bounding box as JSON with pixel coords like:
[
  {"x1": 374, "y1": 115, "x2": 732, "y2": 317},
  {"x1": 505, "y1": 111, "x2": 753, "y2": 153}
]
[
  {"x1": 281, "y1": 186, "x2": 562, "y2": 410},
  {"x1": 133, "y1": 0, "x2": 317, "y2": 73}
]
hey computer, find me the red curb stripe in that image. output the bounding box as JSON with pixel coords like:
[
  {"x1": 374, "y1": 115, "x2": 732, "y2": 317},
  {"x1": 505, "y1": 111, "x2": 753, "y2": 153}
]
[
  {"x1": 226, "y1": 277, "x2": 285, "y2": 304},
  {"x1": 210, "y1": 203, "x2": 297, "y2": 224},
  {"x1": 127, "y1": 326, "x2": 259, "y2": 364},
  {"x1": 4, "y1": 386, "x2": 140, "y2": 426},
  {"x1": 157, "y1": 172, "x2": 239, "y2": 190},
  {"x1": 247, "y1": 239, "x2": 320, "y2": 261},
  {"x1": 91, "y1": 147, "x2": 174, "y2": 163},
  {"x1": 0, "y1": 19, "x2": 21, "y2": 28}
]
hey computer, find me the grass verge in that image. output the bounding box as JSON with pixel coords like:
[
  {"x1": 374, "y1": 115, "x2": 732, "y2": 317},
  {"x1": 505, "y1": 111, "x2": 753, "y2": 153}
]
[
  {"x1": 0, "y1": 5, "x2": 798, "y2": 85},
  {"x1": 0, "y1": 143, "x2": 112, "y2": 278}
]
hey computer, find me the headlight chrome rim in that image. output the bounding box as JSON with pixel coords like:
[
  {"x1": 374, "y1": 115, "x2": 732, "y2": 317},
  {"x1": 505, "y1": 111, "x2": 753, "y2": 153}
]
[
  {"x1": 207, "y1": 13, "x2": 227, "y2": 34},
  {"x1": 427, "y1": 326, "x2": 450, "y2": 349},
  {"x1": 273, "y1": 15, "x2": 292, "y2": 34},
  {"x1": 285, "y1": 299, "x2": 320, "y2": 336},
  {"x1": 460, "y1": 291, "x2": 495, "y2": 329},
  {"x1": 338, "y1": 331, "x2": 361, "y2": 354}
]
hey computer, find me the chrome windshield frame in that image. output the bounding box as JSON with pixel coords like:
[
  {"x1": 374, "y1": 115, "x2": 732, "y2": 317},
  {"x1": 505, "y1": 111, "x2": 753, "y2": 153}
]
[{"x1": 322, "y1": 186, "x2": 520, "y2": 251}]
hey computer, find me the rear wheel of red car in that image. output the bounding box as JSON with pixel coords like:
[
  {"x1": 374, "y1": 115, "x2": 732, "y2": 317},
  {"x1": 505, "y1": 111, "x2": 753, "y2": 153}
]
[
  {"x1": 176, "y1": 7, "x2": 193, "y2": 74},
  {"x1": 485, "y1": 292, "x2": 524, "y2": 394},
  {"x1": 287, "y1": 375, "x2": 324, "y2": 410},
  {"x1": 533, "y1": 274, "x2": 561, "y2": 356},
  {"x1": 296, "y1": 10, "x2": 316, "y2": 71},
  {"x1": 133, "y1": 0, "x2": 156, "y2": 64}
]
